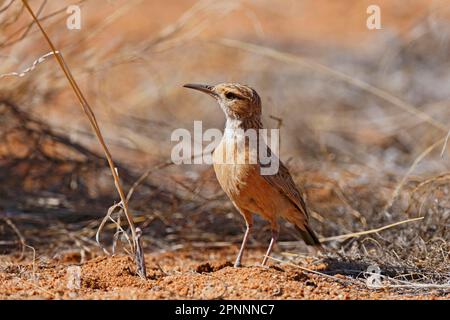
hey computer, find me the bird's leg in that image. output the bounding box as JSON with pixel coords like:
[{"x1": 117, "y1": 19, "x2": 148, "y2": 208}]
[
  {"x1": 234, "y1": 222, "x2": 252, "y2": 268},
  {"x1": 261, "y1": 228, "x2": 279, "y2": 266}
]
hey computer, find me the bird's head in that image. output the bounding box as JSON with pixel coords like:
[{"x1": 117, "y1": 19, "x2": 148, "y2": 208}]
[{"x1": 183, "y1": 83, "x2": 261, "y2": 120}]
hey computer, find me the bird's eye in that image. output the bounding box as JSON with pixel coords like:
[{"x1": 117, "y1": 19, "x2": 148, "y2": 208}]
[{"x1": 225, "y1": 92, "x2": 239, "y2": 100}]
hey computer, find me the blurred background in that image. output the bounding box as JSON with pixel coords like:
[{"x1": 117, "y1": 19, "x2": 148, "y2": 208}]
[{"x1": 1, "y1": 0, "x2": 450, "y2": 277}]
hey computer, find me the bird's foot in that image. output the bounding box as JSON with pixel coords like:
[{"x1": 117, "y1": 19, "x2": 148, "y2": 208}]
[{"x1": 234, "y1": 261, "x2": 242, "y2": 268}]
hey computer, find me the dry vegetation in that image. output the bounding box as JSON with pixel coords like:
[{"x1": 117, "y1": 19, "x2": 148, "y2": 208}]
[{"x1": 1, "y1": 0, "x2": 450, "y2": 299}]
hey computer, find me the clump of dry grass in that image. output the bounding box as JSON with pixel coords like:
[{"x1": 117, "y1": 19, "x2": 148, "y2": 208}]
[{"x1": 0, "y1": 0, "x2": 147, "y2": 277}]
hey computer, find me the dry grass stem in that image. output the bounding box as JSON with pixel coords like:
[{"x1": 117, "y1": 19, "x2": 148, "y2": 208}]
[
  {"x1": 320, "y1": 217, "x2": 424, "y2": 242},
  {"x1": 385, "y1": 136, "x2": 446, "y2": 211},
  {"x1": 0, "y1": 51, "x2": 57, "y2": 79},
  {"x1": 20, "y1": 0, "x2": 145, "y2": 278}
]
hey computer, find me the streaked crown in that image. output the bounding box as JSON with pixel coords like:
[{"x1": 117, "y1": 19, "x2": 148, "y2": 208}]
[{"x1": 184, "y1": 82, "x2": 262, "y2": 120}]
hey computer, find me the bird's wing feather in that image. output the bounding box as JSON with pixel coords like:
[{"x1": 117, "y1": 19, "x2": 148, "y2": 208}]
[{"x1": 261, "y1": 159, "x2": 309, "y2": 219}]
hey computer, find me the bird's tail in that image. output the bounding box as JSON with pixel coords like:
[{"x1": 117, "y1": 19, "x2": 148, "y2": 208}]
[{"x1": 295, "y1": 224, "x2": 322, "y2": 248}]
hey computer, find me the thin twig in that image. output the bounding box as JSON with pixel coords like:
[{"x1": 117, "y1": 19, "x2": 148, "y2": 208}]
[
  {"x1": 369, "y1": 273, "x2": 450, "y2": 291},
  {"x1": 385, "y1": 136, "x2": 446, "y2": 210},
  {"x1": 440, "y1": 129, "x2": 450, "y2": 158},
  {"x1": 96, "y1": 203, "x2": 132, "y2": 255},
  {"x1": 2, "y1": 217, "x2": 28, "y2": 260},
  {"x1": 320, "y1": 217, "x2": 424, "y2": 242},
  {"x1": 126, "y1": 161, "x2": 173, "y2": 202},
  {"x1": 0, "y1": 0, "x2": 15, "y2": 14},
  {"x1": 267, "y1": 256, "x2": 357, "y2": 286},
  {"x1": 0, "y1": 51, "x2": 58, "y2": 79},
  {"x1": 0, "y1": 0, "x2": 87, "y2": 49},
  {"x1": 1, "y1": 217, "x2": 36, "y2": 278}
]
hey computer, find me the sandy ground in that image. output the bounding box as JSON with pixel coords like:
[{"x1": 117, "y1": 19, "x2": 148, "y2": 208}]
[{"x1": 0, "y1": 247, "x2": 448, "y2": 300}]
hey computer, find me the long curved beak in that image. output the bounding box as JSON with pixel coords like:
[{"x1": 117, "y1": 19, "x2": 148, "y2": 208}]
[{"x1": 183, "y1": 83, "x2": 217, "y2": 97}]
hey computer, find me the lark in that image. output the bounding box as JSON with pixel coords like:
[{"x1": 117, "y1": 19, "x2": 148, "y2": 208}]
[{"x1": 184, "y1": 83, "x2": 321, "y2": 267}]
